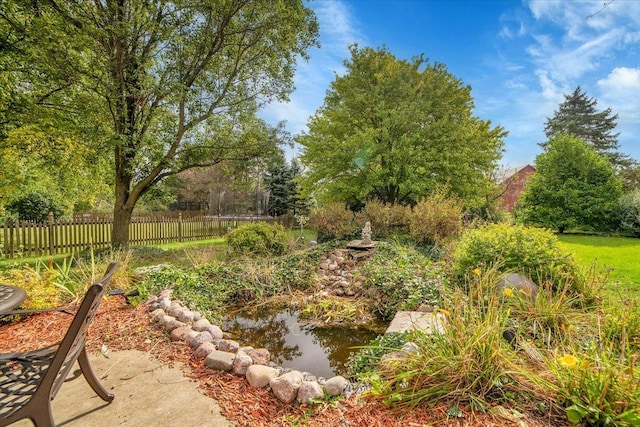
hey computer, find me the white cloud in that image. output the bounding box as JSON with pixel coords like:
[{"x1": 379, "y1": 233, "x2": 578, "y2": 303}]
[{"x1": 598, "y1": 67, "x2": 640, "y2": 92}]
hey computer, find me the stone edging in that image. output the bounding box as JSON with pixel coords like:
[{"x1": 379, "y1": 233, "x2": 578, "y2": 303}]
[{"x1": 146, "y1": 289, "x2": 368, "y2": 404}]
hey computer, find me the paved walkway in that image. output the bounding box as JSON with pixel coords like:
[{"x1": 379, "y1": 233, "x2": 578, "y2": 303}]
[{"x1": 8, "y1": 350, "x2": 233, "y2": 427}]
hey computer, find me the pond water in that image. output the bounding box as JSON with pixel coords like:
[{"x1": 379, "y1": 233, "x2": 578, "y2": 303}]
[{"x1": 222, "y1": 307, "x2": 386, "y2": 378}]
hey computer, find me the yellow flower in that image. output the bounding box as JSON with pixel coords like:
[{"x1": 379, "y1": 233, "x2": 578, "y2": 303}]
[
  {"x1": 437, "y1": 308, "x2": 451, "y2": 316},
  {"x1": 558, "y1": 354, "x2": 579, "y2": 369},
  {"x1": 473, "y1": 268, "x2": 482, "y2": 276},
  {"x1": 503, "y1": 288, "x2": 514, "y2": 297}
]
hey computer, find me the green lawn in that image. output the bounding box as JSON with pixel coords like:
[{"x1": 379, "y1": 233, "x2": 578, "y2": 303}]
[{"x1": 557, "y1": 234, "x2": 640, "y2": 302}]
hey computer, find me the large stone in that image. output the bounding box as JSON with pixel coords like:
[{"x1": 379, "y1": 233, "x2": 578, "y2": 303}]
[
  {"x1": 232, "y1": 350, "x2": 253, "y2": 376},
  {"x1": 170, "y1": 326, "x2": 193, "y2": 342},
  {"x1": 158, "y1": 315, "x2": 175, "y2": 327},
  {"x1": 204, "y1": 350, "x2": 236, "y2": 371},
  {"x1": 204, "y1": 325, "x2": 224, "y2": 340},
  {"x1": 187, "y1": 331, "x2": 214, "y2": 349},
  {"x1": 192, "y1": 318, "x2": 211, "y2": 332},
  {"x1": 324, "y1": 376, "x2": 348, "y2": 396},
  {"x1": 270, "y1": 371, "x2": 304, "y2": 403},
  {"x1": 193, "y1": 342, "x2": 217, "y2": 360},
  {"x1": 497, "y1": 273, "x2": 538, "y2": 301},
  {"x1": 217, "y1": 339, "x2": 240, "y2": 353},
  {"x1": 178, "y1": 310, "x2": 196, "y2": 323},
  {"x1": 247, "y1": 348, "x2": 270, "y2": 365},
  {"x1": 297, "y1": 381, "x2": 324, "y2": 404},
  {"x1": 150, "y1": 308, "x2": 165, "y2": 321},
  {"x1": 165, "y1": 319, "x2": 188, "y2": 332},
  {"x1": 245, "y1": 365, "x2": 280, "y2": 388},
  {"x1": 385, "y1": 311, "x2": 446, "y2": 335}
]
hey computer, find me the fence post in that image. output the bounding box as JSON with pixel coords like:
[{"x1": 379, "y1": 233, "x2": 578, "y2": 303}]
[
  {"x1": 178, "y1": 213, "x2": 183, "y2": 242},
  {"x1": 47, "y1": 211, "x2": 55, "y2": 256}
]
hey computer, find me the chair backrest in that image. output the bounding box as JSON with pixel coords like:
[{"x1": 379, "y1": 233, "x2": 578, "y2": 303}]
[{"x1": 45, "y1": 262, "x2": 120, "y2": 399}]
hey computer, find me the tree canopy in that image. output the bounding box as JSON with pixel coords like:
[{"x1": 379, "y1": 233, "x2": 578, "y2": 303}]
[
  {"x1": 2, "y1": 1, "x2": 318, "y2": 246},
  {"x1": 543, "y1": 87, "x2": 628, "y2": 168},
  {"x1": 517, "y1": 134, "x2": 622, "y2": 233},
  {"x1": 297, "y1": 45, "x2": 505, "y2": 209}
]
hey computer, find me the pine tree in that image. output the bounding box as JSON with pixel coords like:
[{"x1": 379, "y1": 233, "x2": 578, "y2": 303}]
[{"x1": 543, "y1": 87, "x2": 628, "y2": 168}]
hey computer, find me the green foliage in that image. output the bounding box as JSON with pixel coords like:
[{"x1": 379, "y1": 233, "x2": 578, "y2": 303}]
[
  {"x1": 408, "y1": 188, "x2": 463, "y2": 246},
  {"x1": 5, "y1": 190, "x2": 65, "y2": 222},
  {"x1": 358, "y1": 200, "x2": 410, "y2": 238},
  {"x1": 359, "y1": 241, "x2": 443, "y2": 320},
  {"x1": 554, "y1": 348, "x2": 640, "y2": 426},
  {"x1": 543, "y1": 86, "x2": 628, "y2": 168},
  {"x1": 517, "y1": 134, "x2": 622, "y2": 233},
  {"x1": 300, "y1": 296, "x2": 368, "y2": 325},
  {"x1": 297, "y1": 45, "x2": 505, "y2": 209},
  {"x1": 0, "y1": 265, "x2": 61, "y2": 309},
  {"x1": 225, "y1": 223, "x2": 288, "y2": 257},
  {"x1": 451, "y1": 223, "x2": 578, "y2": 292},
  {"x1": 619, "y1": 189, "x2": 640, "y2": 237},
  {"x1": 346, "y1": 332, "x2": 410, "y2": 378},
  {"x1": 308, "y1": 202, "x2": 358, "y2": 242},
  {"x1": 264, "y1": 158, "x2": 306, "y2": 216}
]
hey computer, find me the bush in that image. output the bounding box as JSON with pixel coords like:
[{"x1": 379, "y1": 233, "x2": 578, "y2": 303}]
[
  {"x1": 408, "y1": 189, "x2": 463, "y2": 246},
  {"x1": 450, "y1": 223, "x2": 578, "y2": 291},
  {"x1": 308, "y1": 202, "x2": 358, "y2": 242},
  {"x1": 5, "y1": 190, "x2": 65, "y2": 222},
  {"x1": 359, "y1": 201, "x2": 410, "y2": 238},
  {"x1": 619, "y1": 189, "x2": 640, "y2": 237},
  {"x1": 359, "y1": 241, "x2": 444, "y2": 320},
  {"x1": 0, "y1": 266, "x2": 62, "y2": 310},
  {"x1": 225, "y1": 222, "x2": 288, "y2": 257}
]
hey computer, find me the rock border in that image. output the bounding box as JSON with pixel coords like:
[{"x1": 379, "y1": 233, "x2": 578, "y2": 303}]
[{"x1": 146, "y1": 289, "x2": 368, "y2": 404}]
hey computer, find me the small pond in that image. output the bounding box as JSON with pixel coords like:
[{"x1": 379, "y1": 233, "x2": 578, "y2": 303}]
[{"x1": 222, "y1": 307, "x2": 387, "y2": 378}]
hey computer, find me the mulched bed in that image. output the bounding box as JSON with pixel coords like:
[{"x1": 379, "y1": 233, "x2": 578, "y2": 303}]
[{"x1": 1, "y1": 298, "x2": 563, "y2": 427}]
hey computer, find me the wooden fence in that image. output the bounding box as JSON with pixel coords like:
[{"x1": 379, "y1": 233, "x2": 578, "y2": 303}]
[{"x1": 0, "y1": 214, "x2": 294, "y2": 259}]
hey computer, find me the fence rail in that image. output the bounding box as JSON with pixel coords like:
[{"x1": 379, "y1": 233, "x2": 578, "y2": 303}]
[{"x1": 0, "y1": 214, "x2": 294, "y2": 259}]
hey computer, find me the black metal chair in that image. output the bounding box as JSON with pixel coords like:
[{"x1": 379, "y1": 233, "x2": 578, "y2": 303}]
[{"x1": 0, "y1": 262, "x2": 120, "y2": 427}]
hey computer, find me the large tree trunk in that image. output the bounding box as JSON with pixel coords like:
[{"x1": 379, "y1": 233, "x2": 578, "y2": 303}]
[
  {"x1": 112, "y1": 202, "x2": 134, "y2": 248},
  {"x1": 112, "y1": 145, "x2": 136, "y2": 248}
]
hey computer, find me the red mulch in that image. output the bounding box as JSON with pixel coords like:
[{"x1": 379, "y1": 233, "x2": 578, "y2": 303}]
[{"x1": 0, "y1": 299, "x2": 562, "y2": 427}]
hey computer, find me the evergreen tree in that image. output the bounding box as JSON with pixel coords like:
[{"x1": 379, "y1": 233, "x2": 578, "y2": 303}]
[
  {"x1": 543, "y1": 87, "x2": 628, "y2": 168},
  {"x1": 263, "y1": 158, "x2": 303, "y2": 216}
]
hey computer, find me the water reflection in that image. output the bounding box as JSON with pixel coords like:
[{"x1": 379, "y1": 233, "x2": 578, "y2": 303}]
[{"x1": 222, "y1": 307, "x2": 384, "y2": 378}]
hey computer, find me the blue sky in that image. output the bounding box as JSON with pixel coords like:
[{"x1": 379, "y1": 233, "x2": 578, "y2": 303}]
[{"x1": 261, "y1": 0, "x2": 640, "y2": 169}]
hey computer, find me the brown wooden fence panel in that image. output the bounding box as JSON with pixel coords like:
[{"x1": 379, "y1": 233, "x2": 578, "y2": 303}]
[{"x1": 0, "y1": 214, "x2": 291, "y2": 259}]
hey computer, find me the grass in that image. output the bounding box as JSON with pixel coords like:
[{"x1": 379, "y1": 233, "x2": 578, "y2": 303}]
[{"x1": 557, "y1": 234, "x2": 640, "y2": 303}]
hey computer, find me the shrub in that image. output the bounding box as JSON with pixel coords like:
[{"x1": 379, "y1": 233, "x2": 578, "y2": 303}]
[
  {"x1": 0, "y1": 266, "x2": 62, "y2": 310},
  {"x1": 450, "y1": 223, "x2": 578, "y2": 291},
  {"x1": 408, "y1": 188, "x2": 463, "y2": 246},
  {"x1": 359, "y1": 201, "x2": 410, "y2": 238},
  {"x1": 359, "y1": 241, "x2": 444, "y2": 320},
  {"x1": 307, "y1": 202, "x2": 358, "y2": 242},
  {"x1": 619, "y1": 189, "x2": 640, "y2": 237},
  {"x1": 225, "y1": 222, "x2": 288, "y2": 257},
  {"x1": 5, "y1": 190, "x2": 65, "y2": 222}
]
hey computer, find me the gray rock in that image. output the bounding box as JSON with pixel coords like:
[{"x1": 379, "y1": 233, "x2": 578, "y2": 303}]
[
  {"x1": 165, "y1": 319, "x2": 188, "y2": 332},
  {"x1": 178, "y1": 310, "x2": 196, "y2": 323},
  {"x1": 245, "y1": 365, "x2": 280, "y2": 388},
  {"x1": 193, "y1": 342, "x2": 217, "y2": 360},
  {"x1": 324, "y1": 376, "x2": 348, "y2": 396},
  {"x1": 232, "y1": 350, "x2": 253, "y2": 376},
  {"x1": 204, "y1": 350, "x2": 236, "y2": 371},
  {"x1": 204, "y1": 325, "x2": 224, "y2": 340},
  {"x1": 158, "y1": 315, "x2": 175, "y2": 327},
  {"x1": 170, "y1": 326, "x2": 193, "y2": 342},
  {"x1": 297, "y1": 381, "x2": 324, "y2": 404},
  {"x1": 166, "y1": 305, "x2": 183, "y2": 319},
  {"x1": 150, "y1": 308, "x2": 165, "y2": 321},
  {"x1": 239, "y1": 346, "x2": 254, "y2": 354},
  {"x1": 401, "y1": 342, "x2": 420, "y2": 354},
  {"x1": 188, "y1": 331, "x2": 214, "y2": 349},
  {"x1": 497, "y1": 273, "x2": 538, "y2": 301},
  {"x1": 217, "y1": 339, "x2": 240, "y2": 353},
  {"x1": 385, "y1": 311, "x2": 446, "y2": 335},
  {"x1": 192, "y1": 318, "x2": 211, "y2": 331},
  {"x1": 159, "y1": 297, "x2": 171, "y2": 309},
  {"x1": 270, "y1": 371, "x2": 304, "y2": 403},
  {"x1": 247, "y1": 348, "x2": 270, "y2": 365}
]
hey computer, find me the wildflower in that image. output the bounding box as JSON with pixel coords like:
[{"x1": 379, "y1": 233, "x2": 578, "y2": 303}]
[
  {"x1": 473, "y1": 268, "x2": 482, "y2": 276},
  {"x1": 503, "y1": 288, "x2": 514, "y2": 297},
  {"x1": 437, "y1": 308, "x2": 451, "y2": 316},
  {"x1": 558, "y1": 354, "x2": 579, "y2": 368}
]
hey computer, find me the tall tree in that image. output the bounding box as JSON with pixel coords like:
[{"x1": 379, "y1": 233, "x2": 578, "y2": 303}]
[
  {"x1": 263, "y1": 157, "x2": 303, "y2": 216},
  {"x1": 297, "y1": 45, "x2": 505, "y2": 209},
  {"x1": 543, "y1": 86, "x2": 628, "y2": 168},
  {"x1": 517, "y1": 134, "x2": 622, "y2": 233},
  {"x1": 4, "y1": 1, "x2": 318, "y2": 246}
]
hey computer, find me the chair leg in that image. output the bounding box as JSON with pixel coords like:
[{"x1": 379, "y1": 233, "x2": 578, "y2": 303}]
[
  {"x1": 29, "y1": 406, "x2": 55, "y2": 427},
  {"x1": 77, "y1": 348, "x2": 114, "y2": 403}
]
